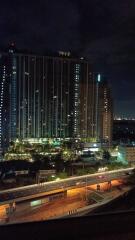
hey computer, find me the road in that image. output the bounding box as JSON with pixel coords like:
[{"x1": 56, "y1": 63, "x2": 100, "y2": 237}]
[
  {"x1": 0, "y1": 167, "x2": 133, "y2": 203},
  {"x1": 5, "y1": 179, "x2": 126, "y2": 224}
]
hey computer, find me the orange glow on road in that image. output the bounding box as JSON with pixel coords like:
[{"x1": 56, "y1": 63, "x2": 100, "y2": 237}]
[
  {"x1": 8, "y1": 178, "x2": 130, "y2": 224},
  {"x1": 89, "y1": 179, "x2": 123, "y2": 191},
  {"x1": 67, "y1": 179, "x2": 124, "y2": 197}
]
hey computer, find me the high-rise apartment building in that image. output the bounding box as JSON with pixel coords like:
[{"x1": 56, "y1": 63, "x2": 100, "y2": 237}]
[
  {"x1": 98, "y1": 78, "x2": 113, "y2": 144},
  {"x1": 0, "y1": 47, "x2": 113, "y2": 155},
  {"x1": 79, "y1": 73, "x2": 113, "y2": 144},
  {"x1": 79, "y1": 70, "x2": 97, "y2": 139},
  {"x1": 0, "y1": 54, "x2": 9, "y2": 156}
]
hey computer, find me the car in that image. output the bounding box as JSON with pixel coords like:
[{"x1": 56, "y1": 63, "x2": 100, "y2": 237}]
[
  {"x1": 125, "y1": 172, "x2": 133, "y2": 176},
  {"x1": 98, "y1": 175, "x2": 105, "y2": 179},
  {"x1": 76, "y1": 181, "x2": 85, "y2": 186}
]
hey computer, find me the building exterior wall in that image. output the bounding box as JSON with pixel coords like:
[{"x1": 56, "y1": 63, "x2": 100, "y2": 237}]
[
  {"x1": 98, "y1": 79, "x2": 113, "y2": 144},
  {"x1": 80, "y1": 74, "x2": 113, "y2": 144},
  {"x1": 0, "y1": 54, "x2": 10, "y2": 156},
  {"x1": 0, "y1": 49, "x2": 113, "y2": 154},
  {"x1": 9, "y1": 49, "x2": 17, "y2": 140},
  {"x1": 15, "y1": 54, "x2": 84, "y2": 139},
  {"x1": 79, "y1": 71, "x2": 97, "y2": 139},
  {"x1": 126, "y1": 147, "x2": 135, "y2": 163},
  {"x1": 118, "y1": 145, "x2": 135, "y2": 164}
]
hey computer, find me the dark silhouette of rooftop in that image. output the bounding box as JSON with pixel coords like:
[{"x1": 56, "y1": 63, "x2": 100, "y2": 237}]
[{"x1": 1, "y1": 210, "x2": 135, "y2": 240}]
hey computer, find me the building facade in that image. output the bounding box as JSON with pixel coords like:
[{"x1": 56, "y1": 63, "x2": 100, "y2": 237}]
[
  {"x1": 98, "y1": 78, "x2": 113, "y2": 144},
  {"x1": 15, "y1": 53, "x2": 89, "y2": 139},
  {"x1": 80, "y1": 73, "x2": 113, "y2": 144},
  {"x1": 113, "y1": 119, "x2": 135, "y2": 144},
  {"x1": 0, "y1": 53, "x2": 13, "y2": 156},
  {"x1": 118, "y1": 145, "x2": 135, "y2": 166},
  {"x1": 79, "y1": 70, "x2": 97, "y2": 139},
  {"x1": 0, "y1": 47, "x2": 113, "y2": 155}
]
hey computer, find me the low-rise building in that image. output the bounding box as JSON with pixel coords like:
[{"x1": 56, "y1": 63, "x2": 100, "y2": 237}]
[{"x1": 117, "y1": 145, "x2": 135, "y2": 165}]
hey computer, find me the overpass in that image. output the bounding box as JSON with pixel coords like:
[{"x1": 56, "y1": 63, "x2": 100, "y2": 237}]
[{"x1": 0, "y1": 167, "x2": 133, "y2": 204}]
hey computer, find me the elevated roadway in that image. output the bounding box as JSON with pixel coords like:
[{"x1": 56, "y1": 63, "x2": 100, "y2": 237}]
[{"x1": 0, "y1": 167, "x2": 133, "y2": 203}]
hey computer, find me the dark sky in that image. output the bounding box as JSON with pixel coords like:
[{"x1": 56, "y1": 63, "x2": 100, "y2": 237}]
[{"x1": 1, "y1": 0, "x2": 135, "y2": 117}]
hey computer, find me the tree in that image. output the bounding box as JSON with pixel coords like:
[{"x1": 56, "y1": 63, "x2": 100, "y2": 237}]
[
  {"x1": 62, "y1": 148, "x2": 75, "y2": 161},
  {"x1": 76, "y1": 169, "x2": 88, "y2": 176},
  {"x1": 54, "y1": 153, "x2": 64, "y2": 172},
  {"x1": 56, "y1": 172, "x2": 68, "y2": 179},
  {"x1": 87, "y1": 168, "x2": 96, "y2": 174},
  {"x1": 106, "y1": 162, "x2": 126, "y2": 171},
  {"x1": 103, "y1": 150, "x2": 111, "y2": 162}
]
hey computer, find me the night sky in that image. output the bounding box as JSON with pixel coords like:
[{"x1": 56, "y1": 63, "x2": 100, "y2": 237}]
[{"x1": 1, "y1": 0, "x2": 135, "y2": 117}]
